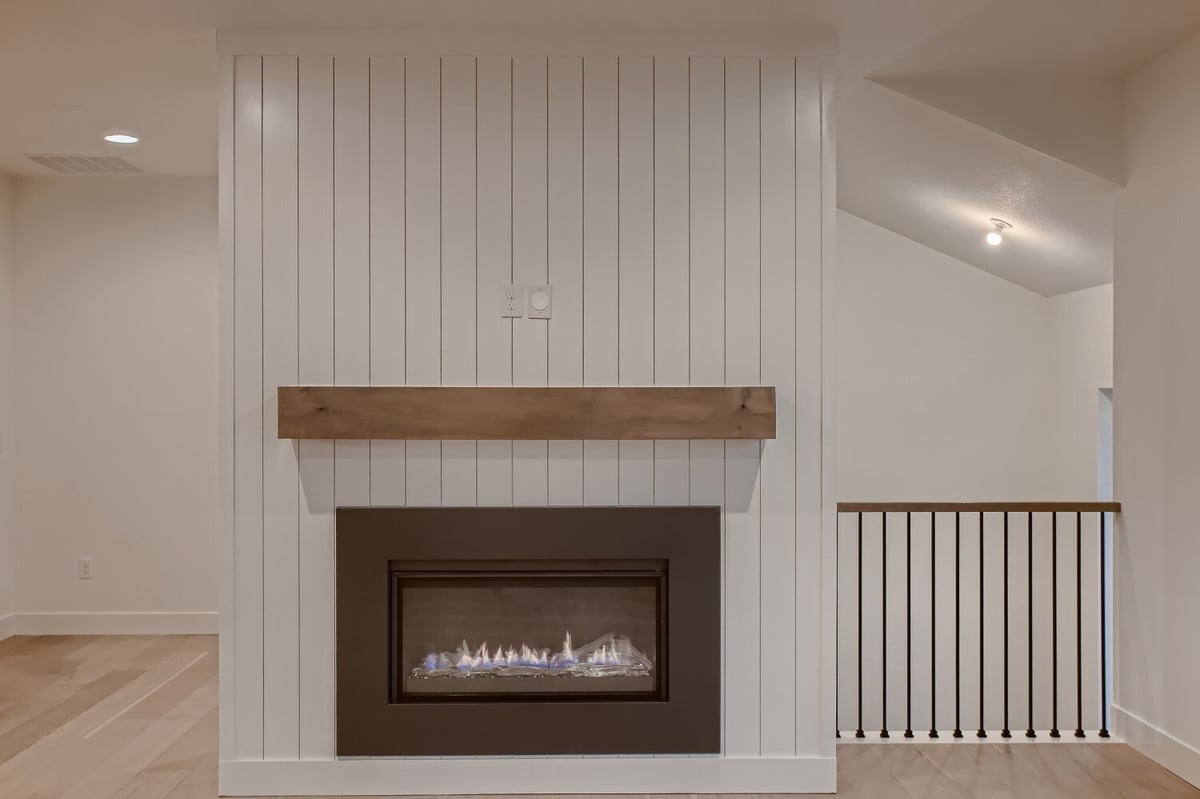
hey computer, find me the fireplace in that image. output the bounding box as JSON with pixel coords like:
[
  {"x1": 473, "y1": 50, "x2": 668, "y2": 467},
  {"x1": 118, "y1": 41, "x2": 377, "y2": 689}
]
[
  {"x1": 337, "y1": 506, "x2": 720, "y2": 756},
  {"x1": 394, "y1": 568, "x2": 664, "y2": 701}
]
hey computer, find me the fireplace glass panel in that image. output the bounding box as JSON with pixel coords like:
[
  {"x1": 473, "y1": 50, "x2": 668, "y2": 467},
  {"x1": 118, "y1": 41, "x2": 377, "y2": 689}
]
[{"x1": 392, "y1": 569, "x2": 663, "y2": 701}]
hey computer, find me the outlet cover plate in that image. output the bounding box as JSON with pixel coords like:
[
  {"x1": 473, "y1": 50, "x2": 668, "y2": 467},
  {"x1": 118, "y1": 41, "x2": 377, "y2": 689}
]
[{"x1": 500, "y1": 284, "x2": 523, "y2": 318}]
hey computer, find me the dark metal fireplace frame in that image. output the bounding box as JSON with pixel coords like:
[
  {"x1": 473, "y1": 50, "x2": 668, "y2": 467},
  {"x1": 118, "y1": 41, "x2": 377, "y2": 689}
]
[{"x1": 336, "y1": 506, "x2": 720, "y2": 757}]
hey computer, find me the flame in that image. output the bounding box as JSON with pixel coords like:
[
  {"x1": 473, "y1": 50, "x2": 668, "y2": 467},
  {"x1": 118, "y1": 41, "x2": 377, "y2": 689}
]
[{"x1": 415, "y1": 630, "x2": 650, "y2": 677}]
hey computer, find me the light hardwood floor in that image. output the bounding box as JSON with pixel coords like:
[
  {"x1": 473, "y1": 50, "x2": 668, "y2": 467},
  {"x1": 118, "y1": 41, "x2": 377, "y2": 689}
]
[{"x1": 0, "y1": 634, "x2": 1196, "y2": 799}]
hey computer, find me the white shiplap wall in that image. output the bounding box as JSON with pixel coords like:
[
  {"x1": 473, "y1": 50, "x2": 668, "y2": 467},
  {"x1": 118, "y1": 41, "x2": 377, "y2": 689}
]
[{"x1": 222, "y1": 52, "x2": 835, "y2": 795}]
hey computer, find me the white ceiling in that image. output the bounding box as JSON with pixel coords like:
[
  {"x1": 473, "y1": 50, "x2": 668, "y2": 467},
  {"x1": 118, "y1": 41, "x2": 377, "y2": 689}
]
[
  {"x1": 0, "y1": 0, "x2": 217, "y2": 177},
  {"x1": 2, "y1": 0, "x2": 1198, "y2": 295},
  {"x1": 843, "y1": 0, "x2": 1200, "y2": 295}
]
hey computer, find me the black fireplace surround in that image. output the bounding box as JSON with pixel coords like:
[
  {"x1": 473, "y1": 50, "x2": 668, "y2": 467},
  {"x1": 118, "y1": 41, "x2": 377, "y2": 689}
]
[{"x1": 336, "y1": 506, "x2": 720, "y2": 757}]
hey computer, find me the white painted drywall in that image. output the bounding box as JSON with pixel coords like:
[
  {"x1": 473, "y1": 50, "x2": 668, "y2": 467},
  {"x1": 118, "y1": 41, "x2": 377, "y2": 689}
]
[
  {"x1": 221, "y1": 52, "x2": 835, "y2": 794},
  {"x1": 837, "y1": 211, "x2": 1055, "y2": 501},
  {"x1": 835, "y1": 212, "x2": 1113, "y2": 736},
  {"x1": 0, "y1": 176, "x2": 14, "y2": 636},
  {"x1": 1049, "y1": 284, "x2": 1114, "y2": 499},
  {"x1": 838, "y1": 211, "x2": 1113, "y2": 503},
  {"x1": 11, "y1": 178, "x2": 218, "y2": 627},
  {"x1": 1112, "y1": 29, "x2": 1200, "y2": 788}
]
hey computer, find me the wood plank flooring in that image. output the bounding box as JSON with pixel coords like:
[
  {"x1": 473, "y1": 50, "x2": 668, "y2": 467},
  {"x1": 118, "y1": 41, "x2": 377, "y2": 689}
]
[{"x1": 0, "y1": 634, "x2": 1195, "y2": 798}]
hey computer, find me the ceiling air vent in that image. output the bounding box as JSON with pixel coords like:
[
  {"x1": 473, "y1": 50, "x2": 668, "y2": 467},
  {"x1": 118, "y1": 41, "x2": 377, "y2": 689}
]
[{"x1": 26, "y1": 154, "x2": 144, "y2": 175}]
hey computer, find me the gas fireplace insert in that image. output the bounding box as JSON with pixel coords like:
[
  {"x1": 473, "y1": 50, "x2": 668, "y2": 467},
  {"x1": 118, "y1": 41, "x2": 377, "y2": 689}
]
[{"x1": 336, "y1": 506, "x2": 720, "y2": 757}]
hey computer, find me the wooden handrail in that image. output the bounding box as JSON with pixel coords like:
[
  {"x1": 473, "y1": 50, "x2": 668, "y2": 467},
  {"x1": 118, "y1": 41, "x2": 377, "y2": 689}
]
[{"x1": 837, "y1": 501, "x2": 1120, "y2": 513}]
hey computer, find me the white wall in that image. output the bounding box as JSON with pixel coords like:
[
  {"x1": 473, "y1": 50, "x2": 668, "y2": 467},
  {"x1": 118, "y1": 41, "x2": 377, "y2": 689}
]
[
  {"x1": 835, "y1": 212, "x2": 1112, "y2": 736},
  {"x1": 1049, "y1": 284, "x2": 1113, "y2": 499},
  {"x1": 838, "y1": 211, "x2": 1112, "y2": 502},
  {"x1": 1112, "y1": 30, "x2": 1200, "y2": 788},
  {"x1": 0, "y1": 176, "x2": 14, "y2": 638},
  {"x1": 11, "y1": 177, "x2": 218, "y2": 633},
  {"x1": 838, "y1": 211, "x2": 1054, "y2": 501},
  {"x1": 221, "y1": 51, "x2": 835, "y2": 795}
]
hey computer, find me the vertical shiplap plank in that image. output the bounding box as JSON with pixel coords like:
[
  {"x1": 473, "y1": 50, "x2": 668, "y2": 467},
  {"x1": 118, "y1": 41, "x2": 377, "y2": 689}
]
[
  {"x1": 232, "y1": 54, "x2": 264, "y2": 761},
  {"x1": 653, "y1": 58, "x2": 690, "y2": 506},
  {"x1": 582, "y1": 57, "x2": 620, "y2": 505},
  {"x1": 217, "y1": 52, "x2": 235, "y2": 764},
  {"x1": 297, "y1": 54, "x2": 335, "y2": 760},
  {"x1": 547, "y1": 57, "x2": 585, "y2": 505},
  {"x1": 758, "y1": 56, "x2": 798, "y2": 756},
  {"x1": 512, "y1": 57, "x2": 549, "y2": 506},
  {"x1": 617, "y1": 56, "x2": 655, "y2": 505},
  {"x1": 688, "y1": 55, "x2": 727, "y2": 748},
  {"x1": 476, "y1": 57, "x2": 514, "y2": 506},
  {"x1": 724, "y1": 56, "x2": 762, "y2": 757},
  {"x1": 334, "y1": 55, "x2": 372, "y2": 513},
  {"x1": 441, "y1": 56, "x2": 478, "y2": 506},
  {"x1": 369, "y1": 56, "x2": 406, "y2": 506},
  {"x1": 261, "y1": 54, "x2": 300, "y2": 760},
  {"x1": 794, "y1": 57, "x2": 826, "y2": 756},
  {"x1": 405, "y1": 56, "x2": 443, "y2": 505},
  {"x1": 818, "y1": 58, "x2": 837, "y2": 759}
]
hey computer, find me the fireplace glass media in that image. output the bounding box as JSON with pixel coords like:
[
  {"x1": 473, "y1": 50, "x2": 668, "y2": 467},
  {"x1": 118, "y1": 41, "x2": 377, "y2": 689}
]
[{"x1": 394, "y1": 569, "x2": 664, "y2": 700}]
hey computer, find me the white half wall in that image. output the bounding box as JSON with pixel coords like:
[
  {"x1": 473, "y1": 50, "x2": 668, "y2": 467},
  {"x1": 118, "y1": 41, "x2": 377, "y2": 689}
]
[
  {"x1": 11, "y1": 178, "x2": 219, "y2": 629},
  {"x1": 0, "y1": 176, "x2": 14, "y2": 638},
  {"x1": 220, "y1": 50, "x2": 836, "y2": 795},
  {"x1": 1112, "y1": 29, "x2": 1200, "y2": 789}
]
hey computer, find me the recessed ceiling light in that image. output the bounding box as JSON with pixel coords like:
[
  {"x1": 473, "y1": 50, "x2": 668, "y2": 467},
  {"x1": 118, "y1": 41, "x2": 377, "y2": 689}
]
[
  {"x1": 986, "y1": 218, "x2": 1012, "y2": 246},
  {"x1": 104, "y1": 133, "x2": 138, "y2": 144}
]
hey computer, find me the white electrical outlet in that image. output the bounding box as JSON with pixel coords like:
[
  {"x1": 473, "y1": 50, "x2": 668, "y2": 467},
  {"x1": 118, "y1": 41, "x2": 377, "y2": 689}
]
[
  {"x1": 527, "y1": 284, "x2": 553, "y2": 319},
  {"x1": 78, "y1": 557, "x2": 93, "y2": 580},
  {"x1": 500, "y1": 284, "x2": 524, "y2": 318}
]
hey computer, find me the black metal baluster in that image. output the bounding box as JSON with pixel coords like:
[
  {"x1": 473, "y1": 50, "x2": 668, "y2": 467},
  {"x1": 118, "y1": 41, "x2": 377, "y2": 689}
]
[
  {"x1": 978, "y1": 511, "x2": 986, "y2": 738},
  {"x1": 1002, "y1": 512, "x2": 1011, "y2": 738},
  {"x1": 1075, "y1": 511, "x2": 1085, "y2": 737},
  {"x1": 1100, "y1": 511, "x2": 1110, "y2": 737},
  {"x1": 881, "y1": 513, "x2": 889, "y2": 738},
  {"x1": 930, "y1": 511, "x2": 939, "y2": 738},
  {"x1": 954, "y1": 511, "x2": 963, "y2": 738},
  {"x1": 1027, "y1": 511, "x2": 1036, "y2": 738},
  {"x1": 905, "y1": 511, "x2": 914, "y2": 738},
  {"x1": 856, "y1": 511, "x2": 865, "y2": 738},
  {"x1": 1051, "y1": 512, "x2": 1060, "y2": 738}
]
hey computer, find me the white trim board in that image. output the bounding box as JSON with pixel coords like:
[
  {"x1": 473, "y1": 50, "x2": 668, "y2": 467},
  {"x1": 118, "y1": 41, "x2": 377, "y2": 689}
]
[
  {"x1": 216, "y1": 28, "x2": 839, "y2": 58},
  {"x1": 219, "y1": 755, "x2": 837, "y2": 796},
  {"x1": 0, "y1": 613, "x2": 14, "y2": 641},
  {"x1": 1114, "y1": 704, "x2": 1200, "y2": 789},
  {"x1": 11, "y1": 611, "x2": 218, "y2": 636}
]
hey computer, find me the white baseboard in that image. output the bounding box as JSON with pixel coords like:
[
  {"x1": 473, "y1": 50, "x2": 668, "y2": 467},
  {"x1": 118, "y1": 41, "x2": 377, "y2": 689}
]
[
  {"x1": 0, "y1": 613, "x2": 14, "y2": 641},
  {"x1": 219, "y1": 755, "x2": 838, "y2": 797},
  {"x1": 1113, "y1": 703, "x2": 1200, "y2": 788},
  {"x1": 12, "y1": 611, "x2": 218, "y2": 636}
]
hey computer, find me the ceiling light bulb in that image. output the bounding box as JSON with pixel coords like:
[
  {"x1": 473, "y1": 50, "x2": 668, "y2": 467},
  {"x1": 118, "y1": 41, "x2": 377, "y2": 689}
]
[
  {"x1": 104, "y1": 133, "x2": 138, "y2": 144},
  {"x1": 986, "y1": 218, "x2": 1012, "y2": 247}
]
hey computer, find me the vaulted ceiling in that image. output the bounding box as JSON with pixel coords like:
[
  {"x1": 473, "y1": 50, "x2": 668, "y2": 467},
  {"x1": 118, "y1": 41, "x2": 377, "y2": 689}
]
[{"x1": 2, "y1": 0, "x2": 1199, "y2": 295}]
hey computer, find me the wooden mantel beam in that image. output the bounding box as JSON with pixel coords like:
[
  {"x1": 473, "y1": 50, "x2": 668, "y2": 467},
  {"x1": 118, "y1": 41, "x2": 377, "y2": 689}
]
[{"x1": 277, "y1": 385, "x2": 776, "y2": 441}]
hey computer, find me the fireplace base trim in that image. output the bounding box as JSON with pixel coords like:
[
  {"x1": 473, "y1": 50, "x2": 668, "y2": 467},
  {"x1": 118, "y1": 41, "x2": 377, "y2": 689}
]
[{"x1": 218, "y1": 755, "x2": 838, "y2": 797}]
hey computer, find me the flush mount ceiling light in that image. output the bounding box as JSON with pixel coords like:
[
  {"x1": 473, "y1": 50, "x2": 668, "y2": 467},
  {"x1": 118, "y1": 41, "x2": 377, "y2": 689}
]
[
  {"x1": 986, "y1": 218, "x2": 1012, "y2": 246},
  {"x1": 104, "y1": 133, "x2": 138, "y2": 144}
]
